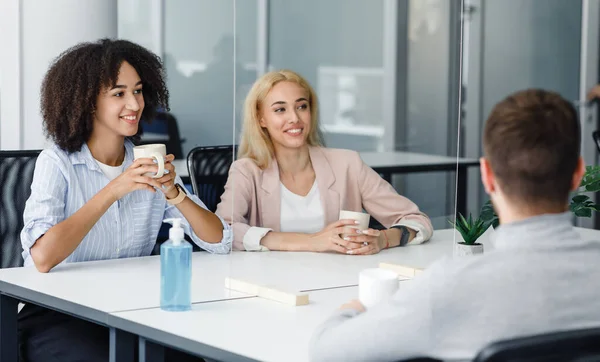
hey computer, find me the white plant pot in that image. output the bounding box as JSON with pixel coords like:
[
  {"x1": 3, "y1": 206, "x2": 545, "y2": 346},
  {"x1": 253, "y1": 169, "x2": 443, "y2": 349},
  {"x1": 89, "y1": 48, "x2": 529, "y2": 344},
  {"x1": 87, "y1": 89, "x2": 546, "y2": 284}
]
[{"x1": 454, "y1": 242, "x2": 484, "y2": 257}]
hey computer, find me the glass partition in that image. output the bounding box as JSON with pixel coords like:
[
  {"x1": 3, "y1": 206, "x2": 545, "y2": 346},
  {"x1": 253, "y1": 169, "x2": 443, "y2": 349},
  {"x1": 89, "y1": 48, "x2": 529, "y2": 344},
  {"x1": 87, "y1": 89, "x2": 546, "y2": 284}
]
[
  {"x1": 118, "y1": 0, "x2": 465, "y2": 358},
  {"x1": 163, "y1": 0, "x2": 254, "y2": 155},
  {"x1": 461, "y1": 0, "x2": 595, "y2": 230},
  {"x1": 112, "y1": 0, "x2": 600, "y2": 358},
  {"x1": 267, "y1": 0, "x2": 463, "y2": 230},
  {"x1": 118, "y1": 0, "x2": 242, "y2": 256}
]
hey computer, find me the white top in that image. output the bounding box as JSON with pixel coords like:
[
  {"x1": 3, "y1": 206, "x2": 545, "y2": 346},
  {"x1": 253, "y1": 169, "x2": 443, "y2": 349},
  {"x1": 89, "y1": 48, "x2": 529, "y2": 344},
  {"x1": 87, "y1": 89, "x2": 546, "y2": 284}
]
[
  {"x1": 243, "y1": 182, "x2": 325, "y2": 251},
  {"x1": 95, "y1": 159, "x2": 123, "y2": 180},
  {"x1": 279, "y1": 181, "x2": 324, "y2": 233}
]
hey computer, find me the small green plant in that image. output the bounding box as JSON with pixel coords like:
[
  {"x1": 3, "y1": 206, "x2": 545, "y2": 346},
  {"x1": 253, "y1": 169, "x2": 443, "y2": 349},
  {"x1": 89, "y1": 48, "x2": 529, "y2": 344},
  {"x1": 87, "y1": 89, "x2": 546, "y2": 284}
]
[
  {"x1": 448, "y1": 213, "x2": 490, "y2": 245},
  {"x1": 570, "y1": 165, "x2": 600, "y2": 217},
  {"x1": 480, "y1": 199, "x2": 499, "y2": 229}
]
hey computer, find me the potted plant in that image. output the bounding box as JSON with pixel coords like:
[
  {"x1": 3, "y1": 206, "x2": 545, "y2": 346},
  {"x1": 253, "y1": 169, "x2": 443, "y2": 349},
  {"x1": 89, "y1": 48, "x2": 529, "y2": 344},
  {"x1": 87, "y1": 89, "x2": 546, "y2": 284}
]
[
  {"x1": 448, "y1": 213, "x2": 489, "y2": 256},
  {"x1": 480, "y1": 199, "x2": 499, "y2": 229},
  {"x1": 570, "y1": 165, "x2": 600, "y2": 217}
]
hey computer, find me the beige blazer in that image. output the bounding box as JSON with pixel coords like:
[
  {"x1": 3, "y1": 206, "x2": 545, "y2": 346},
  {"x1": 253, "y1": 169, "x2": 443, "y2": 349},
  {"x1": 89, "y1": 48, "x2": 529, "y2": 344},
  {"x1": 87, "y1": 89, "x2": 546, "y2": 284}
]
[{"x1": 216, "y1": 147, "x2": 433, "y2": 250}]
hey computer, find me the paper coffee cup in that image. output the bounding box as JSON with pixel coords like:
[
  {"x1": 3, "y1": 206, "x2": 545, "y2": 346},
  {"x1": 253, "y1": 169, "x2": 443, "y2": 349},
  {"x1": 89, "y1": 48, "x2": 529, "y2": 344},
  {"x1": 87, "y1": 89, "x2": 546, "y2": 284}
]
[
  {"x1": 339, "y1": 210, "x2": 370, "y2": 238},
  {"x1": 359, "y1": 268, "x2": 399, "y2": 309}
]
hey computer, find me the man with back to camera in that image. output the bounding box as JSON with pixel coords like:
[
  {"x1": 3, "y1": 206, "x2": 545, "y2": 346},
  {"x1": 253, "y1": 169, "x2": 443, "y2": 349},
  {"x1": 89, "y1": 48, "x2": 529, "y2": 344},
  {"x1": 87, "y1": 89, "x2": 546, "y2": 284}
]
[{"x1": 309, "y1": 89, "x2": 600, "y2": 361}]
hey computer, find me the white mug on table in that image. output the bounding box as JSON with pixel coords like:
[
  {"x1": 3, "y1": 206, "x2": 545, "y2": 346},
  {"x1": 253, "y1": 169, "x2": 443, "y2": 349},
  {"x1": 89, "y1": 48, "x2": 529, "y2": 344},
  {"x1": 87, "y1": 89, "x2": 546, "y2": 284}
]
[
  {"x1": 133, "y1": 144, "x2": 166, "y2": 178},
  {"x1": 359, "y1": 268, "x2": 399, "y2": 309}
]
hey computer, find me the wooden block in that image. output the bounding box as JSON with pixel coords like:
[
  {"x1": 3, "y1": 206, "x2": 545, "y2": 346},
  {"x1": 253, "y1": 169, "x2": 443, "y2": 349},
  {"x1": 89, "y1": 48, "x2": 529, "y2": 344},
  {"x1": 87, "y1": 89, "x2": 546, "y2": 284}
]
[
  {"x1": 379, "y1": 262, "x2": 424, "y2": 278},
  {"x1": 257, "y1": 285, "x2": 309, "y2": 306},
  {"x1": 224, "y1": 277, "x2": 309, "y2": 306},
  {"x1": 224, "y1": 277, "x2": 260, "y2": 295}
]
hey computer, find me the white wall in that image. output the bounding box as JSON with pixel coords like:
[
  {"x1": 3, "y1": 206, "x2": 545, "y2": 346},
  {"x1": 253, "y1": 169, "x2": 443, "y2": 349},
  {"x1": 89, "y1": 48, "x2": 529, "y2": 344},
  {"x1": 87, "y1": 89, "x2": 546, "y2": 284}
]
[
  {"x1": 0, "y1": 0, "x2": 118, "y2": 150},
  {"x1": 0, "y1": 0, "x2": 22, "y2": 150}
]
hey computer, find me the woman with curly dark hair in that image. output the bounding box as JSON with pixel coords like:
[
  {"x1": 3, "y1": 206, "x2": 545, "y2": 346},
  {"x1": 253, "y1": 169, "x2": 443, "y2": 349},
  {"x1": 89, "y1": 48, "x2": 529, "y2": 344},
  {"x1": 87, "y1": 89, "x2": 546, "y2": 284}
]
[{"x1": 18, "y1": 39, "x2": 230, "y2": 362}]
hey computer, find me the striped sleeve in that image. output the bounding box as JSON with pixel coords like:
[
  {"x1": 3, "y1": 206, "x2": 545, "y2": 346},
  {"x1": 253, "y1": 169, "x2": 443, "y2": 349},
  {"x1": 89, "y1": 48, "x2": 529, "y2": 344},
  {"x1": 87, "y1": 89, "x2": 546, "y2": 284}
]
[{"x1": 20, "y1": 151, "x2": 68, "y2": 257}]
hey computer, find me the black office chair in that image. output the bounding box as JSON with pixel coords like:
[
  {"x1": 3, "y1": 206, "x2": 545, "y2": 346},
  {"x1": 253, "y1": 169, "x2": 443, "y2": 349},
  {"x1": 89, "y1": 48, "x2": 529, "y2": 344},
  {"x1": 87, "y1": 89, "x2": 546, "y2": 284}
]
[
  {"x1": 0, "y1": 150, "x2": 41, "y2": 268},
  {"x1": 474, "y1": 327, "x2": 600, "y2": 362},
  {"x1": 139, "y1": 111, "x2": 185, "y2": 159},
  {"x1": 186, "y1": 145, "x2": 238, "y2": 213},
  {"x1": 593, "y1": 131, "x2": 600, "y2": 154}
]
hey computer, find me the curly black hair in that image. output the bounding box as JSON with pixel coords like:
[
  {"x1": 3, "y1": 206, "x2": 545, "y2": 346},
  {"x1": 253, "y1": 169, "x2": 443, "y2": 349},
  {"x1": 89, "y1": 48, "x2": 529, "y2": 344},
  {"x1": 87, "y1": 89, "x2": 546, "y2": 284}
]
[{"x1": 40, "y1": 38, "x2": 169, "y2": 153}]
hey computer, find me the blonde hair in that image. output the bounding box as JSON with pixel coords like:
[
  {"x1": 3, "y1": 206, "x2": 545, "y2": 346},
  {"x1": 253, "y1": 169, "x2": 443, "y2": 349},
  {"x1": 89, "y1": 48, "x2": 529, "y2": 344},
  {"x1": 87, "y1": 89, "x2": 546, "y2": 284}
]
[{"x1": 238, "y1": 69, "x2": 323, "y2": 169}]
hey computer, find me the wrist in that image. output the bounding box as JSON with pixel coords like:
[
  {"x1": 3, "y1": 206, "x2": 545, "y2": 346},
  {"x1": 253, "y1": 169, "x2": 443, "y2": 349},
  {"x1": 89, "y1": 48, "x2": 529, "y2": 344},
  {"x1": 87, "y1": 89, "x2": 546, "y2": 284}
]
[
  {"x1": 307, "y1": 233, "x2": 320, "y2": 252},
  {"x1": 103, "y1": 184, "x2": 119, "y2": 204},
  {"x1": 379, "y1": 231, "x2": 388, "y2": 249},
  {"x1": 165, "y1": 186, "x2": 179, "y2": 200},
  {"x1": 166, "y1": 184, "x2": 187, "y2": 205},
  {"x1": 407, "y1": 228, "x2": 417, "y2": 242}
]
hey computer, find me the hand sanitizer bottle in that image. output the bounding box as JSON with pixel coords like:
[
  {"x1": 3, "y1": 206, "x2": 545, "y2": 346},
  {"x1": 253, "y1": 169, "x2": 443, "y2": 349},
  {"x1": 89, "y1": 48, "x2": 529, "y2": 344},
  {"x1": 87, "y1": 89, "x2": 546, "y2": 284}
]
[{"x1": 160, "y1": 218, "x2": 192, "y2": 311}]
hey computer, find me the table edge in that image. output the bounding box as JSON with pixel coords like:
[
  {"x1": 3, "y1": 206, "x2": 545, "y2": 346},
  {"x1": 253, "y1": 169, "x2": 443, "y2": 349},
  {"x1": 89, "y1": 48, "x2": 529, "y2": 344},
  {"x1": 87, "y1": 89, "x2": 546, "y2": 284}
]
[
  {"x1": 369, "y1": 160, "x2": 479, "y2": 173},
  {"x1": 107, "y1": 313, "x2": 259, "y2": 362},
  {"x1": 0, "y1": 280, "x2": 108, "y2": 325}
]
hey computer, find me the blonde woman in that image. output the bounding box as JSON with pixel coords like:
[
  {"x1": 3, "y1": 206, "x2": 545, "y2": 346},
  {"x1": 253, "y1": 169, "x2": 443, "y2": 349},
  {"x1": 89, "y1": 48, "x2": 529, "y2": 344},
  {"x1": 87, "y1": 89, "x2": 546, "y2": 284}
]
[{"x1": 216, "y1": 70, "x2": 432, "y2": 253}]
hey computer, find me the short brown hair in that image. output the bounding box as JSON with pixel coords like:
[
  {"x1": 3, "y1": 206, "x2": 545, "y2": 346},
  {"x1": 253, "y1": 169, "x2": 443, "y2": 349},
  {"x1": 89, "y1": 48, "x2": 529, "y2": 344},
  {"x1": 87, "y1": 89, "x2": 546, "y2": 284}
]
[
  {"x1": 41, "y1": 39, "x2": 169, "y2": 153},
  {"x1": 483, "y1": 89, "x2": 580, "y2": 207}
]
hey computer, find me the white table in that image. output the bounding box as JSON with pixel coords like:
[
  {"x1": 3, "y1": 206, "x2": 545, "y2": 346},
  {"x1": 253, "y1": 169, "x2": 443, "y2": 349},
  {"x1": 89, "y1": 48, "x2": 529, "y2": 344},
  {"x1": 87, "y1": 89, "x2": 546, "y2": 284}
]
[
  {"x1": 109, "y1": 286, "x2": 362, "y2": 362},
  {"x1": 105, "y1": 226, "x2": 600, "y2": 361},
  {"x1": 360, "y1": 151, "x2": 477, "y2": 173},
  {"x1": 0, "y1": 229, "x2": 458, "y2": 361},
  {"x1": 0, "y1": 228, "x2": 463, "y2": 361},
  {"x1": 224, "y1": 228, "x2": 468, "y2": 292},
  {"x1": 2, "y1": 227, "x2": 597, "y2": 361},
  {"x1": 140, "y1": 132, "x2": 169, "y2": 143},
  {"x1": 0, "y1": 254, "x2": 252, "y2": 320},
  {"x1": 0, "y1": 228, "x2": 461, "y2": 320}
]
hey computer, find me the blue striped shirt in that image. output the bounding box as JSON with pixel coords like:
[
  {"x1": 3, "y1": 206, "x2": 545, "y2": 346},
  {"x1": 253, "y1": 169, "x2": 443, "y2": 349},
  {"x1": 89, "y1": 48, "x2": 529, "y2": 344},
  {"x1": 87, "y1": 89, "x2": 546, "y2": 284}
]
[{"x1": 20, "y1": 140, "x2": 232, "y2": 267}]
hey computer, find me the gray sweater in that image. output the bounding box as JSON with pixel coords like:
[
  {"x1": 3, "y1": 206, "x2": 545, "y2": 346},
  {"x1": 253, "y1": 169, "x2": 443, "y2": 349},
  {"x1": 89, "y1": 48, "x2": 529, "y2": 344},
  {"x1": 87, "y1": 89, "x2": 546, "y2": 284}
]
[{"x1": 310, "y1": 212, "x2": 600, "y2": 361}]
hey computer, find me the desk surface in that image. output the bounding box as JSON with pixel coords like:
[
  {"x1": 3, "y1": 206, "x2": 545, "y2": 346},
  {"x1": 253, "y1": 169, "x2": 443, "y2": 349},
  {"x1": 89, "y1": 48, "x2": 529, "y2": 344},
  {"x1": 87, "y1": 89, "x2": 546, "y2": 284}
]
[
  {"x1": 109, "y1": 226, "x2": 600, "y2": 361},
  {"x1": 139, "y1": 132, "x2": 169, "y2": 142},
  {"x1": 109, "y1": 286, "x2": 361, "y2": 362},
  {"x1": 226, "y1": 228, "x2": 465, "y2": 290},
  {"x1": 360, "y1": 151, "x2": 478, "y2": 170},
  {"x1": 0, "y1": 254, "x2": 251, "y2": 323},
  {"x1": 3, "y1": 226, "x2": 599, "y2": 359},
  {"x1": 173, "y1": 151, "x2": 479, "y2": 179},
  {"x1": 0, "y1": 228, "x2": 461, "y2": 325}
]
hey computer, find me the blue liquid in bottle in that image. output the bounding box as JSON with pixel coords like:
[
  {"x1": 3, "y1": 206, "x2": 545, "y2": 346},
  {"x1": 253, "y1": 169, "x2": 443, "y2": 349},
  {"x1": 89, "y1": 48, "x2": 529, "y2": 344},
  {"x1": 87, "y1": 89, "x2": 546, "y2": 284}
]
[{"x1": 160, "y1": 218, "x2": 192, "y2": 311}]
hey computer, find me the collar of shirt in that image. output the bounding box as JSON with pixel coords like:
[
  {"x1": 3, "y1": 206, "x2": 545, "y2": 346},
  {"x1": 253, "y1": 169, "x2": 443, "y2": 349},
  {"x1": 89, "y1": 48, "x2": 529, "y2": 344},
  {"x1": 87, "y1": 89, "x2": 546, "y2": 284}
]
[
  {"x1": 67, "y1": 139, "x2": 135, "y2": 173},
  {"x1": 491, "y1": 211, "x2": 581, "y2": 251}
]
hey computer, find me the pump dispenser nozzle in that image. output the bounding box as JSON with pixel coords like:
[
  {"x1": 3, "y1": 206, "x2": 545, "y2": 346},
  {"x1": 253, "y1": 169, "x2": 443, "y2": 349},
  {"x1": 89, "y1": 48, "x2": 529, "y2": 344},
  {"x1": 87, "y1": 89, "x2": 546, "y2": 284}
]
[{"x1": 163, "y1": 218, "x2": 184, "y2": 245}]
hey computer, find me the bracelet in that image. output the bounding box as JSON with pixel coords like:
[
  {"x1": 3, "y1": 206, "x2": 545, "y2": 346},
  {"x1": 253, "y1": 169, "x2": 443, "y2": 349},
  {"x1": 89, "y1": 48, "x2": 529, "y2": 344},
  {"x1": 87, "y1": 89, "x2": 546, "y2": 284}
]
[
  {"x1": 383, "y1": 229, "x2": 389, "y2": 249},
  {"x1": 166, "y1": 184, "x2": 187, "y2": 205}
]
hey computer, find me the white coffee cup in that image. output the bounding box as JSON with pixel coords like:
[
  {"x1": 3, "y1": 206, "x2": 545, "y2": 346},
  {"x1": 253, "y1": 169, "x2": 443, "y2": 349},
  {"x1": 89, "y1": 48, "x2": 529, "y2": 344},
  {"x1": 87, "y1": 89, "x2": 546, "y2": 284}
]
[
  {"x1": 133, "y1": 144, "x2": 166, "y2": 178},
  {"x1": 359, "y1": 268, "x2": 399, "y2": 309},
  {"x1": 339, "y1": 210, "x2": 370, "y2": 238}
]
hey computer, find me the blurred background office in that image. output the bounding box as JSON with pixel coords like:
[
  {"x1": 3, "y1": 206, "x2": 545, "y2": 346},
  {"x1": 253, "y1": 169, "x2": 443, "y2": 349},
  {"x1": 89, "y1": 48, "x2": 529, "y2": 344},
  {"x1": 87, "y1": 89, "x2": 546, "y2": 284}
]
[
  {"x1": 120, "y1": 0, "x2": 465, "y2": 228},
  {"x1": 1, "y1": 0, "x2": 600, "y2": 229}
]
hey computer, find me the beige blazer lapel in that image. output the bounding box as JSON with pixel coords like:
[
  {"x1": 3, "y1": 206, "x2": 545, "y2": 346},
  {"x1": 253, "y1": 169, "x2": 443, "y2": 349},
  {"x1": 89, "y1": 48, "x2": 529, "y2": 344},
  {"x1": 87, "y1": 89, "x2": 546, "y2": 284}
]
[
  {"x1": 260, "y1": 159, "x2": 282, "y2": 231},
  {"x1": 309, "y1": 147, "x2": 340, "y2": 225}
]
